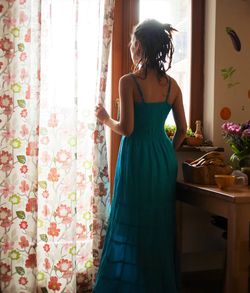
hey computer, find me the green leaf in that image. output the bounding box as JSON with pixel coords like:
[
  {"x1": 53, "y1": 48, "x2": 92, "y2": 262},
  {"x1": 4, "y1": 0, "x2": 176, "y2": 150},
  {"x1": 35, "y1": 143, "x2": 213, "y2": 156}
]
[
  {"x1": 17, "y1": 100, "x2": 26, "y2": 108},
  {"x1": 40, "y1": 234, "x2": 48, "y2": 242},
  {"x1": 38, "y1": 181, "x2": 47, "y2": 189},
  {"x1": 17, "y1": 155, "x2": 26, "y2": 164},
  {"x1": 16, "y1": 266, "x2": 25, "y2": 275},
  {"x1": 16, "y1": 211, "x2": 25, "y2": 219}
]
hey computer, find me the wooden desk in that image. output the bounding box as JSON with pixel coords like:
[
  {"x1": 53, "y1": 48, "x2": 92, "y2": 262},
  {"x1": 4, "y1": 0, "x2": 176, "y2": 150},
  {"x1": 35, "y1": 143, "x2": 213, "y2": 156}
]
[{"x1": 176, "y1": 181, "x2": 250, "y2": 293}]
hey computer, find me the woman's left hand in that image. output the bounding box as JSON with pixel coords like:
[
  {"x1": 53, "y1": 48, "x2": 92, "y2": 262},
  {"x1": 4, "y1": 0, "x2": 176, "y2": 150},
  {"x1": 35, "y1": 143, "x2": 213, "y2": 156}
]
[{"x1": 95, "y1": 103, "x2": 110, "y2": 124}]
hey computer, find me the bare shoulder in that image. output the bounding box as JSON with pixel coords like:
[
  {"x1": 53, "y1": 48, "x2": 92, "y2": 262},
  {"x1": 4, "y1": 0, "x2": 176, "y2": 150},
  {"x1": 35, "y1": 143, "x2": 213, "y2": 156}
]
[
  {"x1": 119, "y1": 73, "x2": 133, "y2": 85},
  {"x1": 169, "y1": 76, "x2": 181, "y2": 94}
]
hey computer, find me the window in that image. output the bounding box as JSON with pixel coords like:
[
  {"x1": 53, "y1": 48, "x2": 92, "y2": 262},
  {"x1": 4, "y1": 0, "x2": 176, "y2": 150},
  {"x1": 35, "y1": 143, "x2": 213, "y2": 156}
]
[
  {"x1": 139, "y1": 0, "x2": 191, "y2": 125},
  {"x1": 109, "y1": 0, "x2": 204, "y2": 192}
]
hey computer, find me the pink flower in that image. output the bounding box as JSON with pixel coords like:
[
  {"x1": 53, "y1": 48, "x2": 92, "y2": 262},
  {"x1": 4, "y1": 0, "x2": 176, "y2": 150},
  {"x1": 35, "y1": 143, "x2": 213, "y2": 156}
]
[
  {"x1": 0, "y1": 207, "x2": 12, "y2": 228},
  {"x1": 42, "y1": 204, "x2": 50, "y2": 217},
  {"x1": 20, "y1": 165, "x2": 28, "y2": 174},
  {"x1": 24, "y1": 28, "x2": 31, "y2": 42},
  {"x1": 19, "y1": 180, "x2": 29, "y2": 193},
  {"x1": 26, "y1": 141, "x2": 38, "y2": 156},
  {"x1": 20, "y1": 68, "x2": 29, "y2": 81},
  {"x1": 48, "y1": 222, "x2": 60, "y2": 237},
  {"x1": 25, "y1": 198, "x2": 37, "y2": 213},
  {"x1": 18, "y1": 236, "x2": 29, "y2": 249},
  {"x1": 0, "y1": 180, "x2": 14, "y2": 198},
  {"x1": 2, "y1": 17, "x2": 16, "y2": 29},
  {"x1": 48, "y1": 113, "x2": 58, "y2": 128},
  {"x1": 19, "y1": 277, "x2": 28, "y2": 285},
  {"x1": 0, "y1": 150, "x2": 13, "y2": 171},
  {"x1": 56, "y1": 259, "x2": 73, "y2": 274},
  {"x1": 48, "y1": 168, "x2": 60, "y2": 182},
  {"x1": 25, "y1": 85, "x2": 30, "y2": 99},
  {"x1": 19, "y1": 220, "x2": 28, "y2": 229},
  {"x1": 0, "y1": 94, "x2": 13, "y2": 109},
  {"x1": 2, "y1": 129, "x2": 15, "y2": 140},
  {"x1": 19, "y1": 11, "x2": 28, "y2": 24},
  {"x1": 20, "y1": 0, "x2": 27, "y2": 4},
  {"x1": 43, "y1": 244, "x2": 50, "y2": 252},
  {"x1": 20, "y1": 124, "x2": 29, "y2": 137},
  {"x1": 3, "y1": 73, "x2": 16, "y2": 84},
  {"x1": 0, "y1": 37, "x2": 14, "y2": 52},
  {"x1": 55, "y1": 150, "x2": 71, "y2": 164},
  {"x1": 76, "y1": 223, "x2": 87, "y2": 240},
  {"x1": 20, "y1": 52, "x2": 27, "y2": 62},
  {"x1": 41, "y1": 151, "x2": 51, "y2": 163},
  {"x1": 55, "y1": 204, "x2": 72, "y2": 224},
  {"x1": 21, "y1": 109, "x2": 28, "y2": 118},
  {"x1": 44, "y1": 258, "x2": 51, "y2": 270},
  {"x1": 48, "y1": 276, "x2": 61, "y2": 291},
  {"x1": 1, "y1": 237, "x2": 14, "y2": 253},
  {"x1": 42, "y1": 190, "x2": 49, "y2": 198},
  {"x1": 25, "y1": 253, "x2": 36, "y2": 268}
]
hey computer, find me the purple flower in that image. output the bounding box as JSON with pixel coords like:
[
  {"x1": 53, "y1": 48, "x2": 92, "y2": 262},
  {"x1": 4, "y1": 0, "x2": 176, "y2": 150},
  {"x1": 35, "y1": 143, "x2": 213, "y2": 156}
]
[{"x1": 242, "y1": 129, "x2": 250, "y2": 138}]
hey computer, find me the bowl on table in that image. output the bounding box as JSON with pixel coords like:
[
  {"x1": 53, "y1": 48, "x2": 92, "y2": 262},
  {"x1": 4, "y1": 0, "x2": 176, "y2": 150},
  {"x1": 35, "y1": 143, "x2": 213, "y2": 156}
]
[{"x1": 214, "y1": 175, "x2": 235, "y2": 189}]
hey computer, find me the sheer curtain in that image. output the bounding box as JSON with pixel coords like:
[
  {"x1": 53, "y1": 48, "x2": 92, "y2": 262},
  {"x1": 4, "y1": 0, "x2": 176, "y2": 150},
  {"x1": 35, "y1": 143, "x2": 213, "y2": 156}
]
[{"x1": 0, "y1": 0, "x2": 115, "y2": 292}]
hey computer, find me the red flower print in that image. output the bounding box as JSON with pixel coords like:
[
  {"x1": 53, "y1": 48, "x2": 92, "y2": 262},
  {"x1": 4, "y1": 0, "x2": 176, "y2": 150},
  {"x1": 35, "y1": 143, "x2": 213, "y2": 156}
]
[
  {"x1": 25, "y1": 253, "x2": 36, "y2": 268},
  {"x1": 55, "y1": 150, "x2": 71, "y2": 164},
  {"x1": 48, "y1": 276, "x2": 61, "y2": 291},
  {"x1": 18, "y1": 276, "x2": 28, "y2": 285},
  {"x1": 0, "y1": 37, "x2": 14, "y2": 52},
  {"x1": 48, "y1": 168, "x2": 60, "y2": 182},
  {"x1": 44, "y1": 258, "x2": 51, "y2": 270},
  {"x1": 19, "y1": 220, "x2": 28, "y2": 229},
  {"x1": 0, "y1": 150, "x2": 13, "y2": 172},
  {"x1": 93, "y1": 130, "x2": 104, "y2": 144},
  {"x1": 56, "y1": 259, "x2": 73, "y2": 274},
  {"x1": 24, "y1": 28, "x2": 31, "y2": 42},
  {"x1": 0, "y1": 94, "x2": 13, "y2": 109},
  {"x1": 2, "y1": 129, "x2": 15, "y2": 140},
  {"x1": 42, "y1": 190, "x2": 49, "y2": 198},
  {"x1": 25, "y1": 85, "x2": 30, "y2": 99},
  {"x1": 18, "y1": 236, "x2": 29, "y2": 249},
  {"x1": 19, "y1": 11, "x2": 28, "y2": 24},
  {"x1": 0, "y1": 262, "x2": 11, "y2": 283},
  {"x1": 76, "y1": 223, "x2": 87, "y2": 240},
  {"x1": 42, "y1": 204, "x2": 50, "y2": 217},
  {"x1": 48, "y1": 113, "x2": 58, "y2": 128},
  {"x1": 25, "y1": 198, "x2": 38, "y2": 213},
  {"x1": 26, "y1": 141, "x2": 38, "y2": 156},
  {"x1": 19, "y1": 180, "x2": 30, "y2": 193},
  {"x1": 43, "y1": 244, "x2": 50, "y2": 253},
  {"x1": 20, "y1": 0, "x2": 27, "y2": 4},
  {"x1": 0, "y1": 207, "x2": 12, "y2": 228},
  {"x1": 48, "y1": 222, "x2": 60, "y2": 237},
  {"x1": 1, "y1": 238, "x2": 14, "y2": 253},
  {"x1": 20, "y1": 165, "x2": 28, "y2": 174},
  {"x1": 21, "y1": 108, "x2": 28, "y2": 117},
  {"x1": 0, "y1": 5, "x2": 4, "y2": 13},
  {"x1": 94, "y1": 182, "x2": 107, "y2": 197},
  {"x1": 20, "y1": 124, "x2": 29, "y2": 137},
  {"x1": 20, "y1": 52, "x2": 27, "y2": 62},
  {"x1": 55, "y1": 204, "x2": 71, "y2": 219}
]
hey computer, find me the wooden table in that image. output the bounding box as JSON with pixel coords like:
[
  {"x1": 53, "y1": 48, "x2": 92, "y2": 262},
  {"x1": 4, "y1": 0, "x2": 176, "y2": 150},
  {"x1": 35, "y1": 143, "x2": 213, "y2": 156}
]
[{"x1": 176, "y1": 181, "x2": 250, "y2": 293}]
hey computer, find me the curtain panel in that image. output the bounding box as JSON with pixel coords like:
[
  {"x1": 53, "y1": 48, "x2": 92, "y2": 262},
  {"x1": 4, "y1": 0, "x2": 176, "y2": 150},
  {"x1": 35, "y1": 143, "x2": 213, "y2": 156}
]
[{"x1": 0, "y1": 0, "x2": 115, "y2": 292}]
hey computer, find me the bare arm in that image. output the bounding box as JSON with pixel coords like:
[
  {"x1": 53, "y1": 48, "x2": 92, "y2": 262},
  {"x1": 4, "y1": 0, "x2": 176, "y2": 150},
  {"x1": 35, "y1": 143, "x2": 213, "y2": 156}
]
[
  {"x1": 171, "y1": 81, "x2": 187, "y2": 150},
  {"x1": 95, "y1": 75, "x2": 134, "y2": 136}
]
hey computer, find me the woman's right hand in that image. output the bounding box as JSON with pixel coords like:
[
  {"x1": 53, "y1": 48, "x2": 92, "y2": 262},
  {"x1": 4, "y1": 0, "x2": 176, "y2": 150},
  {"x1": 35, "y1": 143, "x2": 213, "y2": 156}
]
[{"x1": 95, "y1": 103, "x2": 110, "y2": 124}]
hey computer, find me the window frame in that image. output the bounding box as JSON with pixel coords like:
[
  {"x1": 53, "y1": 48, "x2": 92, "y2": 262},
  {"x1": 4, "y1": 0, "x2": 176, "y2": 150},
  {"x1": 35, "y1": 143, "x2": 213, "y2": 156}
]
[{"x1": 109, "y1": 0, "x2": 204, "y2": 196}]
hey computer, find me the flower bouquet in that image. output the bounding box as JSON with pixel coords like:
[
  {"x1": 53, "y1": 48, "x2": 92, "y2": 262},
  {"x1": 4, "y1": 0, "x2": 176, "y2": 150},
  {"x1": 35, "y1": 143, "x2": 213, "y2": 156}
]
[{"x1": 222, "y1": 121, "x2": 250, "y2": 169}]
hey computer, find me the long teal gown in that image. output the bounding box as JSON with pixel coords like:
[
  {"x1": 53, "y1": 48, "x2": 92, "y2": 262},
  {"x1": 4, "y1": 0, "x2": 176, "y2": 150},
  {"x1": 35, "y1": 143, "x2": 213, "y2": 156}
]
[{"x1": 93, "y1": 74, "x2": 179, "y2": 293}]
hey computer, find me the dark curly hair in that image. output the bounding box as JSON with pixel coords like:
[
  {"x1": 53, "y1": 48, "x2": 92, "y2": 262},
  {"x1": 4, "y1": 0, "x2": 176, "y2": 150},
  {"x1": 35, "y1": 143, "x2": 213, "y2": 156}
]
[{"x1": 132, "y1": 19, "x2": 176, "y2": 78}]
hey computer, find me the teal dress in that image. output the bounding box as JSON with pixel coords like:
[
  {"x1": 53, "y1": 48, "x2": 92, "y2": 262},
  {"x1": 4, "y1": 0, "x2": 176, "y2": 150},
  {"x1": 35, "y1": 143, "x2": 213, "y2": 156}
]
[{"x1": 93, "y1": 74, "x2": 179, "y2": 293}]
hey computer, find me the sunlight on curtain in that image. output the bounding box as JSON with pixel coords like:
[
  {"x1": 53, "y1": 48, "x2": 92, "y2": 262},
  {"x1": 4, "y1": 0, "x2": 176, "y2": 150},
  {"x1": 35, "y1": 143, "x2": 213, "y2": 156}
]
[{"x1": 0, "y1": 0, "x2": 115, "y2": 292}]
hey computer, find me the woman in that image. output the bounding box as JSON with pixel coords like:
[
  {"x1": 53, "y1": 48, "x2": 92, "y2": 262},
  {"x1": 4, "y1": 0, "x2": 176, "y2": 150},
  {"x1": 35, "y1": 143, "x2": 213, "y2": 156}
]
[{"x1": 94, "y1": 19, "x2": 187, "y2": 293}]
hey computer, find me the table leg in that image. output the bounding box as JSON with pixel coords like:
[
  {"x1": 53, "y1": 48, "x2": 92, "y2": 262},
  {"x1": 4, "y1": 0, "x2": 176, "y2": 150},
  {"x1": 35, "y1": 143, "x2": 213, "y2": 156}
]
[{"x1": 225, "y1": 206, "x2": 249, "y2": 293}]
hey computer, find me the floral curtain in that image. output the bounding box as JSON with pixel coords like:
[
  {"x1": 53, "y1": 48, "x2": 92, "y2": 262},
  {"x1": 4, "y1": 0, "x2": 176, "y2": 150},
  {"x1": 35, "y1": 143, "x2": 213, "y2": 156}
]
[{"x1": 0, "y1": 0, "x2": 115, "y2": 292}]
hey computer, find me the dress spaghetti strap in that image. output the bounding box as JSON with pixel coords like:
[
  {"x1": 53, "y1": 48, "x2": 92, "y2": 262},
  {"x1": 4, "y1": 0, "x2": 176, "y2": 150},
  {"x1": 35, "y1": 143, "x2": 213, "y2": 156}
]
[
  {"x1": 166, "y1": 76, "x2": 172, "y2": 103},
  {"x1": 130, "y1": 74, "x2": 145, "y2": 102}
]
